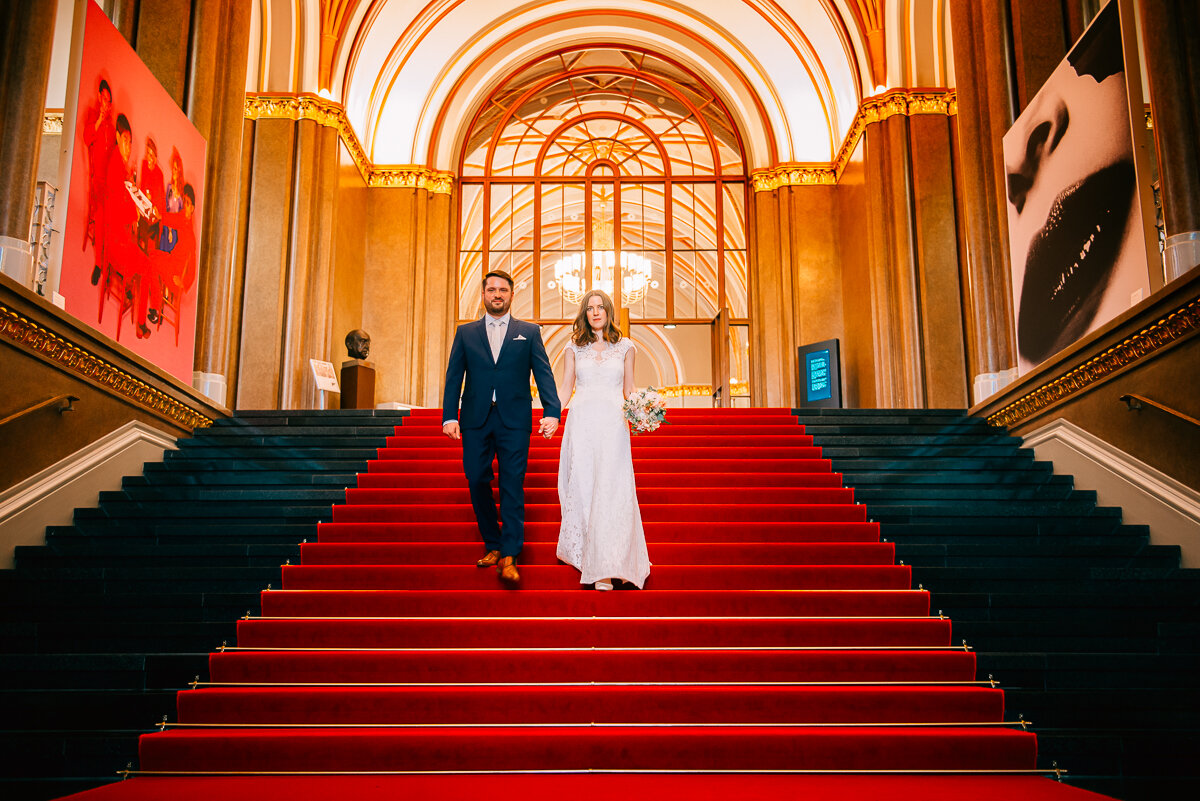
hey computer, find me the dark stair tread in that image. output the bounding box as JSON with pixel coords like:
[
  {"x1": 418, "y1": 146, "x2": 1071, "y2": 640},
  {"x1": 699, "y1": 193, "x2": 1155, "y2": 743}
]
[
  {"x1": 0, "y1": 653, "x2": 210, "y2": 690},
  {"x1": 108, "y1": 487, "x2": 347, "y2": 502}
]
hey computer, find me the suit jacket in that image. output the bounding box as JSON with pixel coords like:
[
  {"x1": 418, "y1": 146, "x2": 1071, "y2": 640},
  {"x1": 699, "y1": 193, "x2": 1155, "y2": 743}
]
[{"x1": 442, "y1": 316, "x2": 562, "y2": 431}]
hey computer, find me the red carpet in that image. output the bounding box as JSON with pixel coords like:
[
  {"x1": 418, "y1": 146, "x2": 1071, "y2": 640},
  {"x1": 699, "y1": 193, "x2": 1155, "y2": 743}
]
[{"x1": 58, "y1": 407, "x2": 1117, "y2": 799}]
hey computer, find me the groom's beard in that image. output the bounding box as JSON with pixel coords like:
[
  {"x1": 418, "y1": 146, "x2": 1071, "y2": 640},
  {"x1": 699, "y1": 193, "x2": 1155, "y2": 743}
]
[{"x1": 486, "y1": 297, "x2": 511, "y2": 315}]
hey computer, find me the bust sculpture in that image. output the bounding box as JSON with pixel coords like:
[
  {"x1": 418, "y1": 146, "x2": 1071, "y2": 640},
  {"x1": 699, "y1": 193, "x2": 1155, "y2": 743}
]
[{"x1": 345, "y1": 329, "x2": 371, "y2": 360}]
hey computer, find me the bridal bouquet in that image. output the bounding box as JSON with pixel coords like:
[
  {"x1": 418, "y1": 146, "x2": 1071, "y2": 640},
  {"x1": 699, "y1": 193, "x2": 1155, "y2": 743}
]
[{"x1": 623, "y1": 388, "x2": 668, "y2": 434}]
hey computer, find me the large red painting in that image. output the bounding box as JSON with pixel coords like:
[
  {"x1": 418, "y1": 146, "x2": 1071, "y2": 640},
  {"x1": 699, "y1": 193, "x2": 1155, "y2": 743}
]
[{"x1": 60, "y1": 1, "x2": 206, "y2": 385}]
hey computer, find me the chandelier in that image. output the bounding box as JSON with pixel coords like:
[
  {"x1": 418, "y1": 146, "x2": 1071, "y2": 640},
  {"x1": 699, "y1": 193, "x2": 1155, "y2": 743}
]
[
  {"x1": 551, "y1": 251, "x2": 654, "y2": 305},
  {"x1": 549, "y1": 209, "x2": 656, "y2": 305}
]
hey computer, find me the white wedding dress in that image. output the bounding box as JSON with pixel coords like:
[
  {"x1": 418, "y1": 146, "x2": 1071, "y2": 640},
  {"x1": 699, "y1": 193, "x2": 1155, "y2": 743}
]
[{"x1": 556, "y1": 339, "x2": 651, "y2": 589}]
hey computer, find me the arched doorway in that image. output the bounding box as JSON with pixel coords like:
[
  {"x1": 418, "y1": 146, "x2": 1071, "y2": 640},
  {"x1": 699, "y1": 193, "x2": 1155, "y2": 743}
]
[{"x1": 457, "y1": 47, "x2": 750, "y2": 405}]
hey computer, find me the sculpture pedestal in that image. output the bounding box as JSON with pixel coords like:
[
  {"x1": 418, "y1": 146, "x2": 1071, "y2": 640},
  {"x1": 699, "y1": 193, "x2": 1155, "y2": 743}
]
[{"x1": 339, "y1": 360, "x2": 375, "y2": 409}]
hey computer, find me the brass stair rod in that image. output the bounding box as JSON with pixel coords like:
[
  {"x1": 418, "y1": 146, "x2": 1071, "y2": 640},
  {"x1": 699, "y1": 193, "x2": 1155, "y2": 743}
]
[
  {"x1": 1120, "y1": 394, "x2": 1200, "y2": 428},
  {"x1": 0, "y1": 394, "x2": 78, "y2": 429}
]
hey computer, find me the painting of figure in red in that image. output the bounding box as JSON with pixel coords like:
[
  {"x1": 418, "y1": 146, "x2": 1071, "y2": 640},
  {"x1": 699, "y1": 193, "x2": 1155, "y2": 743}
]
[{"x1": 61, "y1": 1, "x2": 206, "y2": 384}]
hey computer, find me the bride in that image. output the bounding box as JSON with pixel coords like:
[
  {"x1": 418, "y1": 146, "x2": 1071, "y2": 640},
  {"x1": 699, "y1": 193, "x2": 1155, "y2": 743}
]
[{"x1": 555, "y1": 290, "x2": 651, "y2": 590}]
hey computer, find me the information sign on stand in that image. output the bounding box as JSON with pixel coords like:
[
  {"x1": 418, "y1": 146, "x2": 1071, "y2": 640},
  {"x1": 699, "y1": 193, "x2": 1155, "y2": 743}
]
[
  {"x1": 797, "y1": 339, "x2": 842, "y2": 409},
  {"x1": 309, "y1": 359, "x2": 340, "y2": 393}
]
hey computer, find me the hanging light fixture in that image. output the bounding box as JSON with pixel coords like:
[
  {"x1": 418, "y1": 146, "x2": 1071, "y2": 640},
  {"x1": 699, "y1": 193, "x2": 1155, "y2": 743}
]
[{"x1": 551, "y1": 204, "x2": 654, "y2": 305}]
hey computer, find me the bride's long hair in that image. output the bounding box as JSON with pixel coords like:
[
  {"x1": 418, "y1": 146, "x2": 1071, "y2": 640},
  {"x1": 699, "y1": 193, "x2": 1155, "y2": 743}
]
[{"x1": 571, "y1": 290, "x2": 622, "y2": 346}]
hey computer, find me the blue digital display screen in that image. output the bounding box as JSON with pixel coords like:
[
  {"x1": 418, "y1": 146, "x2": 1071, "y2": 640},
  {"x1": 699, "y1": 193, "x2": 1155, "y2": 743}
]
[{"x1": 806, "y1": 349, "x2": 832, "y2": 401}]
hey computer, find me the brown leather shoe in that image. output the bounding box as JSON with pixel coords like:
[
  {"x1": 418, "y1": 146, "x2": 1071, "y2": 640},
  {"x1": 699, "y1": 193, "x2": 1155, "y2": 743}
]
[
  {"x1": 476, "y1": 550, "x2": 500, "y2": 568},
  {"x1": 498, "y1": 555, "x2": 520, "y2": 583}
]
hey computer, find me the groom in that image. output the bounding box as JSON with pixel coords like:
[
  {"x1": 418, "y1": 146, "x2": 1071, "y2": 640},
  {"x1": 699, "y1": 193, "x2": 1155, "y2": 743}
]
[{"x1": 442, "y1": 270, "x2": 561, "y2": 583}]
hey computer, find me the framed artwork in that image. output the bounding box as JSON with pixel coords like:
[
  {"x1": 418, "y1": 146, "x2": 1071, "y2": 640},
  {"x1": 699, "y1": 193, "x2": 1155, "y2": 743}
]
[
  {"x1": 1002, "y1": 0, "x2": 1156, "y2": 375},
  {"x1": 59, "y1": 1, "x2": 206, "y2": 384}
]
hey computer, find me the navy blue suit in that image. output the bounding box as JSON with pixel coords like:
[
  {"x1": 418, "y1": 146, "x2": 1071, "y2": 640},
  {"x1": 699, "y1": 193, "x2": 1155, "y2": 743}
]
[{"x1": 442, "y1": 316, "x2": 562, "y2": 557}]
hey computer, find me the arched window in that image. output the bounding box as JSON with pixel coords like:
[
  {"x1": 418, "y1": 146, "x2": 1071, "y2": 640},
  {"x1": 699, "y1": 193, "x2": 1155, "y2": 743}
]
[{"x1": 458, "y1": 47, "x2": 750, "y2": 402}]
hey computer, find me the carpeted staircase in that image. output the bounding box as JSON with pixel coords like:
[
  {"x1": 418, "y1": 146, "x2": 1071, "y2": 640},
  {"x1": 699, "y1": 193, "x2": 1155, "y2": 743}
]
[
  {"x1": 0, "y1": 410, "x2": 409, "y2": 800},
  {"x1": 799, "y1": 409, "x2": 1200, "y2": 800},
  {"x1": 1, "y1": 407, "x2": 1195, "y2": 800}
]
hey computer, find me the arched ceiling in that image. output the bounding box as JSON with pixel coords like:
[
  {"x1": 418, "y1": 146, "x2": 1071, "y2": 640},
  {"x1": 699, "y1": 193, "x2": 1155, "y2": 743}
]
[{"x1": 246, "y1": 0, "x2": 954, "y2": 173}]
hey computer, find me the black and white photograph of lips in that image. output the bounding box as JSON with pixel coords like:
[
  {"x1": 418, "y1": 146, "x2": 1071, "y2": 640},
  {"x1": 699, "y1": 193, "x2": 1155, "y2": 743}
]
[
  {"x1": 1001, "y1": 0, "x2": 1151, "y2": 375},
  {"x1": 1017, "y1": 159, "x2": 1136, "y2": 365}
]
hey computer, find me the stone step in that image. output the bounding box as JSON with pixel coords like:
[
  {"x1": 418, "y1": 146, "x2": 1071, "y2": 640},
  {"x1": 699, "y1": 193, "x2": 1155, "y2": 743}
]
[
  {"x1": 1, "y1": 689, "x2": 179, "y2": 729},
  {"x1": 109, "y1": 487, "x2": 348, "y2": 503},
  {"x1": 165, "y1": 446, "x2": 380, "y2": 460},
  {"x1": 978, "y1": 651, "x2": 1200, "y2": 690},
  {"x1": 75, "y1": 501, "x2": 333, "y2": 520},
  {"x1": 132, "y1": 470, "x2": 359, "y2": 487},
  {"x1": 841, "y1": 469, "x2": 1060, "y2": 486},
  {"x1": 830, "y1": 456, "x2": 1041, "y2": 472},
  {"x1": 865, "y1": 499, "x2": 1116, "y2": 519},
  {"x1": 13, "y1": 542, "x2": 296, "y2": 569},
  {"x1": 46, "y1": 522, "x2": 316, "y2": 543},
  {"x1": 179, "y1": 434, "x2": 391, "y2": 448},
  {"x1": 0, "y1": 653, "x2": 209, "y2": 690},
  {"x1": 854, "y1": 485, "x2": 1083, "y2": 501},
  {"x1": 0, "y1": 620, "x2": 239, "y2": 654},
  {"x1": 880, "y1": 520, "x2": 1138, "y2": 538},
  {"x1": 820, "y1": 445, "x2": 1030, "y2": 458},
  {"x1": 0, "y1": 731, "x2": 138, "y2": 782}
]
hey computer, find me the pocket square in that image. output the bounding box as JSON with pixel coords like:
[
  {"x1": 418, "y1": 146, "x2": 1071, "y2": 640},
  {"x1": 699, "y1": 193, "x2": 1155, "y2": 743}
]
[{"x1": 513, "y1": 334, "x2": 527, "y2": 340}]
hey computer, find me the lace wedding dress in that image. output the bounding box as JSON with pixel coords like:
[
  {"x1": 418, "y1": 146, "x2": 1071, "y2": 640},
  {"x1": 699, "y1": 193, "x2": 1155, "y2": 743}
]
[{"x1": 556, "y1": 339, "x2": 651, "y2": 588}]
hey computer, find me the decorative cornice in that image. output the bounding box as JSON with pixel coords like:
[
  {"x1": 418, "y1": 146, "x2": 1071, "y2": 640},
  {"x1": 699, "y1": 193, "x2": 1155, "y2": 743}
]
[
  {"x1": 368, "y1": 168, "x2": 456, "y2": 193},
  {"x1": 244, "y1": 93, "x2": 344, "y2": 127},
  {"x1": 751, "y1": 89, "x2": 957, "y2": 192},
  {"x1": 0, "y1": 304, "x2": 214, "y2": 430},
  {"x1": 751, "y1": 164, "x2": 837, "y2": 192},
  {"x1": 244, "y1": 93, "x2": 454, "y2": 195},
  {"x1": 43, "y1": 113, "x2": 64, "y2": 135},
  {"x1": 986, "y1": 295, "x2": 1200, "y2": 429}
]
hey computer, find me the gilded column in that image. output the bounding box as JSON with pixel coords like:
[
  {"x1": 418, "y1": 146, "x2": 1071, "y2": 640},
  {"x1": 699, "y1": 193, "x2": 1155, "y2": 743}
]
[
  {"x1": 1008, "y1": 0, "x2": 1070, "y2": 109},
  {"x1": 1137, "y1": 0, "x2": 1200, "y2": 281},
  {"x1": 864, "y1": 116, "x2": 924, "y2": 408},
  {"x1": 234, "y1": 115, "x2": 296, "y2": 409},
  {"x1": 949, "y1": 0, "x2": 1018, "y2": 403},
  {"x1": 233, "y1": 109, "x2": 342, "y2": 410},
  {"x1": 279, "y1": 121, "x2": 339, "y2": 409},
  {"x1": 0, "y1": 0, "x2": 54, "y2": 286},
  {"x1": 747, "y1": 189, "x2": 792, "y2": 407},
  {"x1": 908, "y1": 113, "x2": 969, "y2": 408},
  {"x1": 101, "y1": 0, "x2": 138, "y2": 43},
  {"x1": 132, "y1": 0, "x2": 192, "y2": 106},
  {"x1": 188, "y1": 0, "x2": 251, "y2": 405}
]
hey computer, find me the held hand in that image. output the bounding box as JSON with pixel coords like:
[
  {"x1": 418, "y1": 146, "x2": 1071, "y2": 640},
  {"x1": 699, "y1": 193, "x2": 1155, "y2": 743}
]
[
  {"x1": 442, "y1": 421, "x2": 461, "y2": 440},
  {"x1": 538, "y1": 417, "x2": 559, "y2": 439}
]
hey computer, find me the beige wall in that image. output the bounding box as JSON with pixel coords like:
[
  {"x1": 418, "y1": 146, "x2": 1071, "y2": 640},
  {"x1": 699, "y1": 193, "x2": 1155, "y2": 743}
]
[
  {"x1": 330, "y1": 144, "x2": 368, "y2": 403},
  {"x1": 359, "y1": 187, "x2": 455, "y2": 408},
  {"x1": 748, "y1": 113, "x2": 967, "y2": 411}
]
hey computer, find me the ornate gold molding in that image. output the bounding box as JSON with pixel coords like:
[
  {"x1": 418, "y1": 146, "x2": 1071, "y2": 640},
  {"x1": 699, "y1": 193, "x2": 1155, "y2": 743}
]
[
  {"x1": 751, "y1": 89, "x2": 957, "y2": 192},
  {"x1": 368, "y1": 168, "x2": 456, "y2": 193},
  {"x1": 43, "y1": 112, "x2": 64, "y2": 135},
  {"x1": 751, "y1": 165, "x2": 836, "y2": 192},
  {"x1": 1, "y1": 304, "x2": 214, "y2": 430},
  {"x1": 986, "y1": 296, "x2": 1200, "y2": 428},
  {"x1": 244, "y1": 93, "x2": 454, "y2": 195}
]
